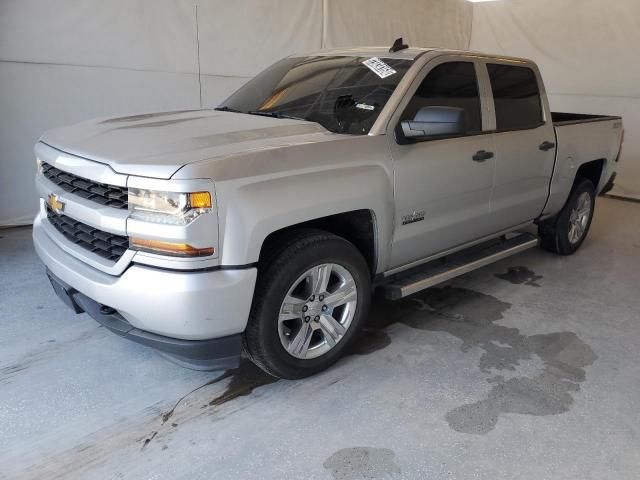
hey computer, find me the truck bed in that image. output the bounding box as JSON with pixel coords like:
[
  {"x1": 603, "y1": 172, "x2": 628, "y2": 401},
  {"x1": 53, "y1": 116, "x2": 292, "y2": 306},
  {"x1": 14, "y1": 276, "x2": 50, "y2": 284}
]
[{"x1": 552, "y1": 112, "x2": 622, "y2": 126}]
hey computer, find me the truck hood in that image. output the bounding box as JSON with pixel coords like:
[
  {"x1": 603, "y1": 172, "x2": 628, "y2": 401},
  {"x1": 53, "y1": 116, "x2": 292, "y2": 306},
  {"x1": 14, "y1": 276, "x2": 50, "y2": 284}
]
[{"x1": 40, "y1": 109, "x2": 330, "y2": 178}]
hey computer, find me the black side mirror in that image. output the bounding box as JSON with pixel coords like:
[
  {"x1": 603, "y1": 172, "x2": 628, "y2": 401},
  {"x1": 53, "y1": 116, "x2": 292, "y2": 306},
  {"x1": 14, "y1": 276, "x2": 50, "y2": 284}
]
[{"x1": 400, "y1": 106, "x2": 466, "y2": 140}]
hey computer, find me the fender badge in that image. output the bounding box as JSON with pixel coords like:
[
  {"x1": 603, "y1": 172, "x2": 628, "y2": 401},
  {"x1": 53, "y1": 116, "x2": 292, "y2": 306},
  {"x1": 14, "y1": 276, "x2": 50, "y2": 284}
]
[
  {"x1": 47, "y1": 193, "x2": 65, "y2": 214},
  {"x1": 402, "y1": 210, "x2": 425, "y2": 225}
]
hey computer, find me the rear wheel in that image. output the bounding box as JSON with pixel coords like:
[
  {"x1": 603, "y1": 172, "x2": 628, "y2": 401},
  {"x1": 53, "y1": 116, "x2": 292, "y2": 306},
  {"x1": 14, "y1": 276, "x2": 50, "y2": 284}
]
[
  {"x1": 539, "y1": 179, "x2": 596, "y2": 255},
  {"x1": 244, "y1": 229, "x2": 371, "y2": 379}
]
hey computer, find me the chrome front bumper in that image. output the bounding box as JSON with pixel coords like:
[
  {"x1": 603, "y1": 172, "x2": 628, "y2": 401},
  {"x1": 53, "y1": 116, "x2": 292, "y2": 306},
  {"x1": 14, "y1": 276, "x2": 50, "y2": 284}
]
[{"x1": 33, "y1": 214, "x2": 257, "y2": 341}]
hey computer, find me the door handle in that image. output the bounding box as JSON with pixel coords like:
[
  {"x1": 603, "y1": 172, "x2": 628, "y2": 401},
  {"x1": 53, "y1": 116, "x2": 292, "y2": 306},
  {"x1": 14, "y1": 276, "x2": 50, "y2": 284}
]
[
  {"x1": 539, "y1": 141, "x2": 556, "y2": 151},
  {"x1": 472, "y1": 150, "x2": 494, "y2": 162}
]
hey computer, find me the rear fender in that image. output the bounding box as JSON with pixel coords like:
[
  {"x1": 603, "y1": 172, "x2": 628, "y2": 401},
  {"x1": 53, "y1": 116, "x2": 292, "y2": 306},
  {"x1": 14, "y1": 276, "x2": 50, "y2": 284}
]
[{"x1": 543, "y1": 120, "x2": 621, "y2": 217}]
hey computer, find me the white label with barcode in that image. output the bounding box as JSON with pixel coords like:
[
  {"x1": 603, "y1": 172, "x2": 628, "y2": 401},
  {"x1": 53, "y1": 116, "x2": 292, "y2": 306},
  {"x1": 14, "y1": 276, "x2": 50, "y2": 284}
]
[{"x1": 362, "y1": 57, "x2": 397, "y2": 79}]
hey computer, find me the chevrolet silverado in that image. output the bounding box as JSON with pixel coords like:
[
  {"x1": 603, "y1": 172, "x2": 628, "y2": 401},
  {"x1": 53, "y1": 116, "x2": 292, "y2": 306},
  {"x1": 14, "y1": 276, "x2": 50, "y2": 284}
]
[{"x1": 33, "y1": 43, "x2": 624, "y2": 378}]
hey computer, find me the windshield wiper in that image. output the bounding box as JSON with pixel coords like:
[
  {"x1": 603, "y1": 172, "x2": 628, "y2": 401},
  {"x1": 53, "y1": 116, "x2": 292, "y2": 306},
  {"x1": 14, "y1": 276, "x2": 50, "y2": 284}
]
[
  {"x1": 217, "y1": 107, "x2": 308, "y2": 123},
  {"x1": 214, "y1": 106, "x2": 243, "y2": 113},
  {"x1": 247, "y1": 110, "x2": 306, "y2": 121}
]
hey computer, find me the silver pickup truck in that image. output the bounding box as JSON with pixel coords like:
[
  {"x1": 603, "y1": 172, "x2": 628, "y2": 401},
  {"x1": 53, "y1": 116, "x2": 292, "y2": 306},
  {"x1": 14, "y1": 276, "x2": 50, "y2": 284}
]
[{"x1": 33, "y1": 44, "x2": 624, "y2": 379}]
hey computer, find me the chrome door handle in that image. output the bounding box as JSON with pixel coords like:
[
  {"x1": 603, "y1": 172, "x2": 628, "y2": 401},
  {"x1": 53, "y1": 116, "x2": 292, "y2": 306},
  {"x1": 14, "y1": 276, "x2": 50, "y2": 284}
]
[
  {"x1": 472, "y1": 150, "x2": 494, "y2": 162},
  {"x1": 539, "y1": 141, "x2": 556, "y2": 151}
]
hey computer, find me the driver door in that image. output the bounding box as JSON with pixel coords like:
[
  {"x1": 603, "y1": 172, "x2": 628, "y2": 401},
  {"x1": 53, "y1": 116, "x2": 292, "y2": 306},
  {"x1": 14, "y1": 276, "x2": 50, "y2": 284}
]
[{"x1": 388, "y1": 58, "x2": 497, "y2": 268}]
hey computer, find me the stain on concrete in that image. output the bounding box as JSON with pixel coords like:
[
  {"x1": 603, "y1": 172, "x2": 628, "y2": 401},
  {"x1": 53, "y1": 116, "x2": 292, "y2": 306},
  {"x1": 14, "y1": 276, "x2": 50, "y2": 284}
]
[
  {"x1": 161, "y1": 371, "x2": 231, "y2": 424},
  {"x1": 446, "y1": 331, "x2": 596, "y2": 434},
  {"x1": 495, "y1": 266, "x2": 543, "y2": 287},
  {"x1": 209, "y1": 359, "x2": 278, "y2": 407},
  {"x1": 346, "y1": 295, "x2": 427, "y2": 356},
  {"x1": 349, "y1": 329, "x2": 392, "y2": 355},
  {"x1": 157, "y1": 285, "x2": 595, "y2": 437},
  {"x1": 140, "y1": 431, "x2": 157, "y2": 451},
  {"x1": 0, "y1": 363, "x2": 29, "y2": 380},
  {"x1": 150, "y1": 362, "x2": 276, "y2": 451},
  {"x1": 369, "y1": 286, "x2": 597, "y2": 435},
  {"x1": 324, "y1": 447, "x2": 401, "y2": 480},
  {"x1": 159, "y1": 360, "x2": 277, "y2": 431},
  {"x1": 0, "y1": 329, "x2": 99, "y2": 385},
  {"x1": 325, "y1": 376, "x2": 346, "y2": 387}
]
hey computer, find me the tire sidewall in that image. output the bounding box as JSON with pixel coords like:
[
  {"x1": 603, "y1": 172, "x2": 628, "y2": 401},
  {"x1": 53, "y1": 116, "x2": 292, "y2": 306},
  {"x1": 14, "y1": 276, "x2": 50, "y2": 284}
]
[
  {"x1": 249, "y1": 236, "x2": 371, "y2": 378},
  {"x1": 555, "y1": 180, "x2": 596, "y2": 254}
]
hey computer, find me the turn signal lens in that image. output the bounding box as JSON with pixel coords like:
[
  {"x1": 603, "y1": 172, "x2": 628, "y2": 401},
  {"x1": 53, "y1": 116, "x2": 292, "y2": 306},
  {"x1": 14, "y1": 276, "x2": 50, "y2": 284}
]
[
  {"x1": 189, "y1": 191, "x2": 212, "y2": 209},
  {"x1": 130, "y1": 237, "x2": 215, "y2": 257}
]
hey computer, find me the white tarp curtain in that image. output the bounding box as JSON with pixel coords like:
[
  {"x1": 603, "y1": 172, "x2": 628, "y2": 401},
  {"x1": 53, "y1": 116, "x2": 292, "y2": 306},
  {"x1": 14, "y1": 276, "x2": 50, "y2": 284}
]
[
  {"x1": 0, "y1": 0, "x2": 472, "y2": 226},
  {"x1": 3, "y1": 0, "x2": 638, "y2": 225},
  {"x1": 470, "y1": 0, "x2": 640, "y2": 199}
]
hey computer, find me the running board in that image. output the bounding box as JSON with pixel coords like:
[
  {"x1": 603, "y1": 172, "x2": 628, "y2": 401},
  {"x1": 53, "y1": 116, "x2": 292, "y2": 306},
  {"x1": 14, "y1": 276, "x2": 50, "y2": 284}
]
[{"x1": 379, "y1": 233, "x2": 539, "y2": 300}]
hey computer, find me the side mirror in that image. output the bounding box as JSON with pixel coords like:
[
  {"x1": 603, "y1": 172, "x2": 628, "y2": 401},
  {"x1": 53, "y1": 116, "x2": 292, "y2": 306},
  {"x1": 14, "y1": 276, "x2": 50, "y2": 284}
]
[{"x1": 400, "y1": 106, "x2": 466, "y2": 140}]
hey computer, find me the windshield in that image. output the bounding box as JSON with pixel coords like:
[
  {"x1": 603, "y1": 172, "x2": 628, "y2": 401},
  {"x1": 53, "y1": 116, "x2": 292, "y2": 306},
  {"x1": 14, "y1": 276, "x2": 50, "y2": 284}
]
[{"x1": 218, "y1": 55, "x2": 413, "y2": 135}]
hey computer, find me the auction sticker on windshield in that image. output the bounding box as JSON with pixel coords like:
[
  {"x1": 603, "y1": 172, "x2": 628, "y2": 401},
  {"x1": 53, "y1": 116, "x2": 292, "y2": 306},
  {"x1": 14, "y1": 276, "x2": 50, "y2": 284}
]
[{"x1": 362, "y1": 57, "x2": 397, "y2": 79}]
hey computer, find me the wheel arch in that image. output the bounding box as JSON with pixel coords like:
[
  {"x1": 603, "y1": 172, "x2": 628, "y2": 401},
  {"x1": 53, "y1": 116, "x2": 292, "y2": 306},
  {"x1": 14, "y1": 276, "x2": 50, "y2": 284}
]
[
  {"x1": 574, "y1": 158, "x2": 605, "y2": 191},
  {"x1": 541, "y1": 157, "x2": 606, "y2": 220},
  {"x1": 258, "y1": 210, "x2": 378, "y2": 277}
]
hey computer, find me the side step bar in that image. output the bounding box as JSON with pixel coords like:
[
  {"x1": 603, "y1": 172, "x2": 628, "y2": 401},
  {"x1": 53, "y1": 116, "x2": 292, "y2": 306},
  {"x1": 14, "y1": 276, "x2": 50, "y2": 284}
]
[{"x1": 379, "y1": 233, "x2": 539, "y2": 300}]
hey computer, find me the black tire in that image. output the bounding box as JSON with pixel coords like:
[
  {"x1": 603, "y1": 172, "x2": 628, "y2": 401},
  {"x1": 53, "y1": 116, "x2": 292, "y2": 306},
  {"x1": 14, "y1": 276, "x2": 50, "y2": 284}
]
[
  {"x1": 539, "y1": 179, "x2": 596, "y2": 255},
  {"x1": 243, "y1": 229, "x2": 371, "y2": 379}
]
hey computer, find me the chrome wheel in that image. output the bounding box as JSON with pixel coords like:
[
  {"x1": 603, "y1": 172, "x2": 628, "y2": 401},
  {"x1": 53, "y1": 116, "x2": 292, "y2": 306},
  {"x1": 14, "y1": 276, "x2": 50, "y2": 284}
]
[
  {"x1": 568, "y1": 192, "x2": 592, "y2": 244},
  {"x1": 278, "y1": 263, "x2": 358, "y2": 360}
]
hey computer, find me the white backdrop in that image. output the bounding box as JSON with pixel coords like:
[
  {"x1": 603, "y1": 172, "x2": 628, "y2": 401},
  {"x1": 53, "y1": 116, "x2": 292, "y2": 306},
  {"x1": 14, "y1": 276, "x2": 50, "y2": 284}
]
[
  {"x1": 470, "y1": 0, "x2": 640, "y2": 200},
  {"x1": 2, "y1": 0, "x2": 638, "y2": 226},
  {"x1": 0, "y1": 0, "x2": 472, "y2": 225}
]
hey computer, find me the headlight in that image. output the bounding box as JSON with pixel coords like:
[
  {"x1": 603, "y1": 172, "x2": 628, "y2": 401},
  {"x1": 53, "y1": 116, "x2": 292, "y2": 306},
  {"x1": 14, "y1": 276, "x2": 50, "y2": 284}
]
[
  {"x1": 127, "y1": 188, "x2": 215, "y2": 257},
  {"x1": 128, "y1": 188, "x2": 212, "y2": 225}
]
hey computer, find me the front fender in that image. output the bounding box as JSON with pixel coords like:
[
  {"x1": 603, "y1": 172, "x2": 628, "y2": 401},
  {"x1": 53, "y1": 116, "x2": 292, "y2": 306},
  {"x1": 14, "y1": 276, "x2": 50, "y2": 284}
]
[{"x1": 216, "y1": 165, "x2": 394, "y2": 272}]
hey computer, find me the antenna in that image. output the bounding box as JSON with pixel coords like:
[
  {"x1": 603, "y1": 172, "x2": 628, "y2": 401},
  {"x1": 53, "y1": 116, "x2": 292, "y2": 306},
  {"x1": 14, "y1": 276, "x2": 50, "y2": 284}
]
[{"x1": 389, "y1": 37, "x2": 409, "y2": 53}]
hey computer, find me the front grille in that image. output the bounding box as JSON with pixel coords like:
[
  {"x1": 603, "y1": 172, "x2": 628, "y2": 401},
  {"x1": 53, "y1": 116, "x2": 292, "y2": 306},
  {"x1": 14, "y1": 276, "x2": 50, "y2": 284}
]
[
  {"x1": 41, "y1": 162, "x2": 128, "y2": 209},
  {"x1": 46, "y1": 207, "x2": 129, "y2": 262}
]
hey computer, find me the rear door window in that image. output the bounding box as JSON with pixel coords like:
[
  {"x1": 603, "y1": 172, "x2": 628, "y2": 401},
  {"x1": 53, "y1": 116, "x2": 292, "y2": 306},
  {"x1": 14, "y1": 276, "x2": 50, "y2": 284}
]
[{"x1": 487, "y1": 64, "x2": 543, "y2": 131}]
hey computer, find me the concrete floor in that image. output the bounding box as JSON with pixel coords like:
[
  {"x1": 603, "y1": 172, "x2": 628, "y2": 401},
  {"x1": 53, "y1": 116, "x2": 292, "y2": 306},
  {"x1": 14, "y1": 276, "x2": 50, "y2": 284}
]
[{"x1": 1, "y1": 196, "x2": 639, "y2": 480}]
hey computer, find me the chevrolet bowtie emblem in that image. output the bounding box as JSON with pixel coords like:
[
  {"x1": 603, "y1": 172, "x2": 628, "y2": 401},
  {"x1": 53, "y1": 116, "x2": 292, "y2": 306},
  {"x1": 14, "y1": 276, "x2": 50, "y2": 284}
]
[{"x1": 47, "y1": 193, "x2": 65, "y2": 214}]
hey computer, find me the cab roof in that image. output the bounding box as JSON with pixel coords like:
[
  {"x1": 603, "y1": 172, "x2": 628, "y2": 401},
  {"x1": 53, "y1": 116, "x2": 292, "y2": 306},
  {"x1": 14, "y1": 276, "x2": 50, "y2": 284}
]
[
  {"x1": 298, "y1": 46, "x2": 532, "y2": 64},
  {"x1": 299, "y1": 46, "x2": 434, "y2": 61}
]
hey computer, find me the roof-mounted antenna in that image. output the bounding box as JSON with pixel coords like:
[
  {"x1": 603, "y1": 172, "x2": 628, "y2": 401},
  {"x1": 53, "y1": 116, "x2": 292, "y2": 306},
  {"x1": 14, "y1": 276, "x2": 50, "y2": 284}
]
[{"x1": 389, "y1": 37, "x2": 409, "y2": 53}]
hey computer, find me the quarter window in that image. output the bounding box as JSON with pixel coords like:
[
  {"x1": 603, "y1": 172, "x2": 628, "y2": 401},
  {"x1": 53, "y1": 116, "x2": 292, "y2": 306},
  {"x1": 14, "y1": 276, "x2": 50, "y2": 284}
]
[
  {"x1": 487, "y1": 64, "x2": 543, "y2": 131},
  {"x1": 400, "y1": 62, "x2": 483, "y2": 136}
]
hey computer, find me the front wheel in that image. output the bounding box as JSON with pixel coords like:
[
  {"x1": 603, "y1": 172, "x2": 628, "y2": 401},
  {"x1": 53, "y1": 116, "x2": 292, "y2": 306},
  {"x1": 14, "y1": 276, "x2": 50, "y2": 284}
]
[
  {"x1": 539, "y1": 179, "x2": 596, "y2": 255},
  {"x1": 244, "y1": 230, "x2": 371, "y2": 379}
]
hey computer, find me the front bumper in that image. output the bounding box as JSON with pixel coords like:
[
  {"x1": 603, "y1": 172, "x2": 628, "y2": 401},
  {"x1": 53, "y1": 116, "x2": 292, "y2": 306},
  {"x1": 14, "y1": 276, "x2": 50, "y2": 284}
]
[
  {"x1": 47, "y1": 270, "x2": 242, "y2": 369},
  {"x1": 33, "y1": 215, "x2": 257, "y2": 365}
]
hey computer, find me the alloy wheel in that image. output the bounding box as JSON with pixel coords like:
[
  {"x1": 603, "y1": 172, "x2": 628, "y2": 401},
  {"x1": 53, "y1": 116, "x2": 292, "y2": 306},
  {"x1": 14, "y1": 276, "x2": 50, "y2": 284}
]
[
  {"x1": 568, "y1": 191, "x2": 592, "y2": 244},
  {"x1": 277, "y1": 263, "x2": 358, "y2": 359}
]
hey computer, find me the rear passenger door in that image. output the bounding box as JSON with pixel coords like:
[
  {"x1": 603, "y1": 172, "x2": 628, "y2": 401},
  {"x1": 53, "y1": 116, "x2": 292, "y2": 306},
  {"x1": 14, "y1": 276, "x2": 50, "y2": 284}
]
[{"x1": 482, "y1": 62, "x2": 557, "y2": 231}]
